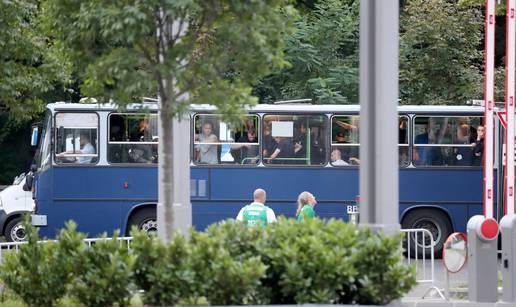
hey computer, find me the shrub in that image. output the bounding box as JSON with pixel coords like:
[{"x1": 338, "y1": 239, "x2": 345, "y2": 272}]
[
  {"x1": 351, "y1": 228, "x2": 417, "y2": 305},
  {"x1": 132, "y1": 229, "x2": 198, "y2": 306},
  {"x1": 201, "y1": 218, "x2": 416, "y2": 305},
  {"x1": 190, "y1": 227, "x2": 267, "y2": 305},
  {"x1": 1, "y1": 218, "x2": 415, "y2": 306},
  {"x1": 66, "y1": 231, "x2": 135, "y2": 307},
  {"x1": 0, "y1": 219, "x2": 83, "y2": 307}
]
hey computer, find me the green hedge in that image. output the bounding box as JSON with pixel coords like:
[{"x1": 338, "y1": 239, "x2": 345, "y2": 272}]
[{"x1": 0, "y1": 218, "x2": 415, "y2": 306}]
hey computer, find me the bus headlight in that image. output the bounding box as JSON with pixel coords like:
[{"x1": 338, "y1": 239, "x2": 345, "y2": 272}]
[{"x1": 31, "y1": 200, "x2": 36, "y2": 213}]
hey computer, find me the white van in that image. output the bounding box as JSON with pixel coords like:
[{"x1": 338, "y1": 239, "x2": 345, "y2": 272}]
[{"x1": 0, "y1": 173, "x2": 34, "y2": 241}]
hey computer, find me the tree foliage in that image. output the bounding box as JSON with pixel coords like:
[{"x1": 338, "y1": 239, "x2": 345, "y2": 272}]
[
  {"x1": 43, "y1": 0, "x2": 296, "y2": 118},
  {"x1": 399, "y1": 0, "x2": 484, "y2": 105},
  {"x1": 255, "y1": 0, "x2": 359, "y2": 104},
  {"x1": 0, "y1": 0, "x2": 70, "y2": 122},
  {"x1": 256, "y1": 0, "x2": 486, "y2": 105}
]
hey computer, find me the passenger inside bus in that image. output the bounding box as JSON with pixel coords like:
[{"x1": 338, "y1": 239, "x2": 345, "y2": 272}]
[
  {"x1": 413, "y1": 121, "x2": 436, "y2": 166},
  {"x1": 56, "y1": 131, "x2": 97, "y2": 164},
  {"x1": 269, "y1": 136, "x2": 295, "y2": 164},
  {"x1": 472, "y1": 125, "x2": 484, "y2": 166},
  {"x1": 128, "y1": 118, "x2": 155, "y2": 163},
  {"x1": 453, "y1": 124, "x2": 474, "y2": 166},
  {"x1": 293, "y1": 122, "x2": 307, "y2": 158},
  {"x1": 333, "y1": 131, "x2": 359, "y2": 165},
  {"x1": 195, "y1": 121, "x2": 219, "y2": 164},
  {"x1": 77, "y1": 133, "x2": 96, "y2": 164},
  {"x1": 231, "y1": 128, "x2": 259, "y2": 164},
  {"x1": 331, "y1": 149, "x2": 348, "y2": 166},
  {"x1": 262, "y1": 123, "x2": 277, "y2": 161}
]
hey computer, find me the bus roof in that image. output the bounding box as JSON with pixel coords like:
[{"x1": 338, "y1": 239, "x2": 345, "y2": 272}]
[{"x1": 46, "y1": 101, "x2": 487, "y2": 114}]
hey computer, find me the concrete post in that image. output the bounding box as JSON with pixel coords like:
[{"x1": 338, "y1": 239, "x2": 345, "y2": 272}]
[
  {"x1": 500, "y1": 214, "x2": 516, "y2": 303},
  {"x1": 467, "y1": 215, "x2": 499, "y2": 302},
  {"x1": 359, "y1": 0, "x2": 400, "y2": 234}
]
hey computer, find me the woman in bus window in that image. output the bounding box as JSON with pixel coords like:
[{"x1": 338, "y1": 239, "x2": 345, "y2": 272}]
[
  {"x1": 195, "y1": 121, "x2": 219, "y2": 164},
  {"x1": 296, "y1": 191, "x2": 317, "y2": 222}
]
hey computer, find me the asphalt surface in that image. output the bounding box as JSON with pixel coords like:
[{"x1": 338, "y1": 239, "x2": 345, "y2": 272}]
[{"x1": 405, "y1": 258, "x2": 470, "y2": 300}]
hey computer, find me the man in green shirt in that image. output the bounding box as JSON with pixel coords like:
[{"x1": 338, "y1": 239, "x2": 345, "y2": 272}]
[
  {"x1": 296, "y1": 191, "x2": 317, "y2": 222},
  {"x1": 236, "y1": 188, "x2": 277, "y2": 228}
]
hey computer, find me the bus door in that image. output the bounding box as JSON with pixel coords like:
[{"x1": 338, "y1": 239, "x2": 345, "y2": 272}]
[{"x1": 496, "y1": 111, "x2": 515, "y2": 219}]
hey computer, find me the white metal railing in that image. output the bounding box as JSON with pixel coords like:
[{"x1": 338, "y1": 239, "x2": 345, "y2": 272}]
[
  {"x1": 401, "y1": 228, "x2": 444, "y2": 299},
  {"x1": 0, "y1": 237, "x2": 133, "y2": 263},
  {"x1": 401, "y1": 228, "x2": 435, "y2": 283}
]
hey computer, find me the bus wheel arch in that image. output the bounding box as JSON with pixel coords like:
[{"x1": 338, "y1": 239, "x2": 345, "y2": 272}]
[
  {"x1": 401, "y1": 207, "x2": 453, "y2": 259},
  {"x1": 126, "y1": 204, "x2": 157, "y2": 236}
]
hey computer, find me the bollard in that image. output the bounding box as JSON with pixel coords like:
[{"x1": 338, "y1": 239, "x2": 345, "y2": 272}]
[
  {"x1": 467, "y1": 215, "x2": 499, "y2": 302},
  {"x1": 500, "y1": 214, "x2": 516, "y2": 303}
]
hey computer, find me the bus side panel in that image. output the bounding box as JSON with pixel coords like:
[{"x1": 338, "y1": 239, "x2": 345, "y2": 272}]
[
  {"x1": 399, "y1": 168, "x2": 484, "y2": 233},
  {"x1": 190, "y1": 167, "x2": 358, "y2": 230},
  {"x1": 40, "y1": 166, "x2": 157, "y2": 238},
  {"x1": 209, "y1": 167, "x2": 359, "y2": 202}
]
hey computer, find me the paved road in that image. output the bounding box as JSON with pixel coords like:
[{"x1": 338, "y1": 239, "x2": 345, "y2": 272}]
[{"x1": 405, "y1": 259, "x2": 469, "y2": 300}]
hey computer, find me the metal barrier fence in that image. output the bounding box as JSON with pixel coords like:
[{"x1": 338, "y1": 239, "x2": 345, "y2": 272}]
[
  {"x1": 401, "y1": 228, "x2": 435, "y2": 283},
  {"x1": 0, "y1": 237, "x2": 133, "y2": 263},
  {"x1": 401, "y1": 228, "x2": 443, "y2": 299}
]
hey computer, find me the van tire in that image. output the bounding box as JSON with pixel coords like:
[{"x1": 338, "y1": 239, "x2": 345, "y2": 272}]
[
  {"x1": 5, "y1": 217, "x2": 27, "y2": 242},
  {"x1": 401, "y1": 208, "x2": 452, "y2": 259},
  {"x1": 127, "y1": 208, "x2": 157, "y2": 236}
]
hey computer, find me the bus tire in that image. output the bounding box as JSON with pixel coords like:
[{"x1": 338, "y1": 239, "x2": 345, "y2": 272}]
[
  {"x1": 401, "y1": 208, "x2": 452, "y2": 259},
  {"x1": 127, "y1": 208, "x2": 157, "y2": 236},
  {"x1": 5, "y1": 217, "x2": 27, "y2": 242}
]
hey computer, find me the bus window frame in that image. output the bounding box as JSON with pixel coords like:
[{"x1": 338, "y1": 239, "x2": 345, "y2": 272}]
[
  {"x1": 192, "y1": 113, "x2": 261, "y2": 167},
  {"x1": 107, "y1": 112, "x2": 159, "y2": 165},
  {"x1": 411, "y1": 115, "x2": 484, "y2": 168},
  {"x1": 53, "y1": 111, "x2": 100, "y2": 167},
  {"x1": 262, "y1": 113, "x2": 329, "y2": 167},
  {"x1": 399, "y1": 115, "x2": 410, "y2": 168},
  {"x1": 330, "y1": 114, "x2": 360, "y2": 167}
]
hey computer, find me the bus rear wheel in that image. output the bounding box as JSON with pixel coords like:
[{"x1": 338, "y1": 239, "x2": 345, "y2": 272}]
[
  {"x1": 5, "y1": 217, "x2": 27, "y2": 242},
  {"x1": 127, "y1": 208, "x2": 157, "y2": 236},
  {"x1": 401, "y1": 208, "x2": 452, "y2": 259}
]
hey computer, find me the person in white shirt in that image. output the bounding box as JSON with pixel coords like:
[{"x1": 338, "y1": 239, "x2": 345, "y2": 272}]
[
  {"x1": 236, "y1": 188, "x2": 277, "y2": 227},
  {"x1": 77, "y1": 133, "x2": 96, "y2": 164},
  {"x1": 331, "y1": 149, "x2": 349, "y2": 166}
]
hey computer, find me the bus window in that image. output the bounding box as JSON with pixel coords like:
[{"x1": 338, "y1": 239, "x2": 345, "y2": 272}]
[
  {"x1": 193, "y1": 114, "x2": 259, "y2": 165},
  {"x1": 399, "y1": 116, "x2": 409, "y2": 167},
  {"x1": 263, "y1": 114, "x2": 327, "y2": 166},
  {"x1": 331, "y1": 116, "x2": 360, "y2": 166},
  {"x1": 108, "y1": 113, "x2": 158, "y2": 164},
  {"x1": 54, "y1": 113, "x2": 99, "y2": 165},
  {"x1": 413, "y1": 116, "x2": 483, "y2": 167}
]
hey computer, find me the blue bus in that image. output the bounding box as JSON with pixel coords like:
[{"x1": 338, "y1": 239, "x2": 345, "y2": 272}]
[{"x1": 24, "y1": 102, "x2": 499, "y2": 257}]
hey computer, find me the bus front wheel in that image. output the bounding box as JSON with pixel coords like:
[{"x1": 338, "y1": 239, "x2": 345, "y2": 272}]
[
  {"x1": 5, "y1": 217, "x2": 27, "y2": 242},
  {"x1": 401, "y1": 208, "x2": 452, "y2": 259},
  {"x1": 127, "y1": 208, "x2": 157, "y2": 236}
]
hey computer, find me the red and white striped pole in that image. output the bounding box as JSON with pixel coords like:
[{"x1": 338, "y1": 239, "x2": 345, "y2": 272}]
[
  {"x1": 484, "y1": 0, "x2": 496, "y2": 219},
  {"x1": 506, "y1": 0, "x2": 516, "y2": 215}
]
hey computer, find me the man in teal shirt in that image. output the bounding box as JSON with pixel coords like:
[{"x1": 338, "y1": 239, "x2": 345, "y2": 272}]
[{"x1": 236, "y1": 188, "x2": 277, "y2": 228}]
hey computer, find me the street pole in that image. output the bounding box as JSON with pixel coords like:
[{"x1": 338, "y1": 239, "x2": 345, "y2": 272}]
[
  {"x1": 359, "y1": 0, "x2": 400, "y2": 234},
  {"x1": 157, "y1": 15, "x2": 192, "y2": 242}
]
